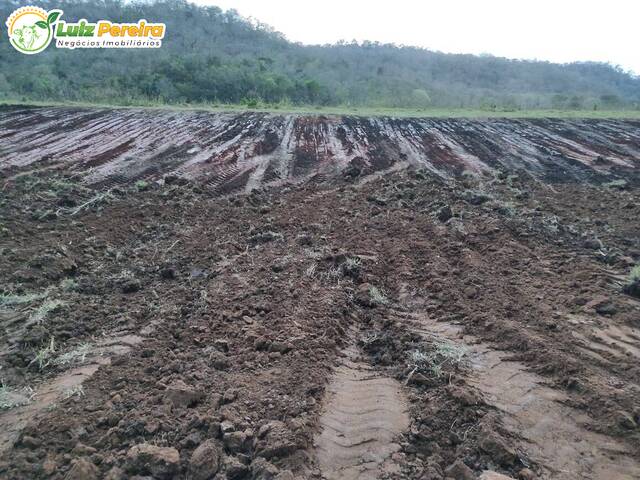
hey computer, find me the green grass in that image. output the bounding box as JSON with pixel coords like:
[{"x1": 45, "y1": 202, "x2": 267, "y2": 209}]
[
  {"x1": 135, "y1": 180, "x2": 150, "y2": 191},
  {"x1": 2, "y1": 98, "x2": 640, "y2": 119},
  {"x1": 31, "y1": 337, "x2": 56, "y2": 370},
  {"x1": 30, "y1": 300, "x2": 65, "y2": 324},
  {"x1": 60, "y1": 278, "x2": 78, "y2": 292},
  {"x1": 603, "y1": 179, "x2": 629, "y2": 190},
  {"x1": 0, "y1": 292, "x2": 45, "y2": 307}
]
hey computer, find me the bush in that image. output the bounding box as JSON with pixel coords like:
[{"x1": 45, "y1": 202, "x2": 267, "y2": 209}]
[
  {"x1": 623, "y1": 265, "x2": 640, "y2": 298},
  {"x1": 135, "y1": 180, "x2": 150, "y2": 191}
]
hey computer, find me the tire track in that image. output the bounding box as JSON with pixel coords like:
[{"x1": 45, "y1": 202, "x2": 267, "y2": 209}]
[
  {"x1": 315, "y1": 342, "x2": 409, "y2": 480},
  {"x1": 396, "y1": 311, "x2": 640, "y2": 480}
]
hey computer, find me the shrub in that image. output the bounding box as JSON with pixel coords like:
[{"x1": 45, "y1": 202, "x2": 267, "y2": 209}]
[
  {"x1": 623, "y1": 265, "x2": 640, "y2": 298},
  {"x1": 135, "y1": 180, "x2": 150, "y2": 191}
]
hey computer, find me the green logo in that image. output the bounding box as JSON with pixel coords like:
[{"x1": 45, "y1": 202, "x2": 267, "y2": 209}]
[{"x1": 6, "y1": 7, "x2": 62, "y2": 54}]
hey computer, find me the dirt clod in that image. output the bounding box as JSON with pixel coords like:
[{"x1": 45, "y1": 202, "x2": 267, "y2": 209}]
[
  {"x1": 437, "y1": 205, "x2": 454, "y2": 222},
  {"x1": 250, "y1": 457, "x2": 280, "y2": 479},
  {"x1": 255, "y1": 421, "x2": 299, "y2": 460},
  {"x1": 224, "y1": 431, "x2": 251, "y2": 453},
  {"x1": 104, "y1": 466, "x2": 125, "y2": 480},
  {"x1": 224, "y1": 455, "x2": 250, "y2": 479},
  {"x1": 444, "y1": 459, "x2": 475, "y2": 480},
  {"x1": 479, "y1": 434, "x2": 518, "y2": 466},
  {"x1": 120, "y1": 278, "x2": 141, "y2": 293},
  {"x1": 65, "y1": 457, "x2": 99, "y2": 480},
  {"x1": 479, "y1": 471, "x2": 517, "y2": 480},
  {"x1": 517, "y1": 468, "x2": 536, "y2": 480},
  {"x1": 165, "y1": 379, "x2": 204, "y2": 408},
  {"x1": 617, "y1": 411, "x2": 638, "y2": 430},
  {"x1": 189, "y1": 439, "x2": 221, "y2": 480},
  {"x1": 126, "y1": 444, "x2": 180, "y2": 479}
]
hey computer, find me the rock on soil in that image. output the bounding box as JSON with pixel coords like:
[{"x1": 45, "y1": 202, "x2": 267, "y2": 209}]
[
  {"x1": 126, "y1": 444, "x2": 180, "y2": 479},
  {"x1": 250, "y1": 458, "x2": 281, "y2": 479},
  {"x1": 64, "y1": 457, "x2": 99, "y2": 480},
  {"x1": 255, "y1": 421, "x2": 300, "y2": 460},
  {"x1": 444, "y1": 459, "x2": 476, "y2": 480},
  {"x1": 479, "y1": 434, "x2": 518, "y2": 466},
  {"x1": 436, "y1": 205, "x2": 454, "y2": 222},
  {"x1": 189, "y1": 439, "x2": 221, "y2": 480},
  {"x1": 165, "y1": 379, "x2": 204, "y2": 408},
  {"x1": 224, "y1": 455, "x2": 250, "y2": 479}
]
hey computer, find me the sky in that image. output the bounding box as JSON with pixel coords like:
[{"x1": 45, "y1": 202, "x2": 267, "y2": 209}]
[{"x1": 197, "y1": 0, "x2": 639, "y2": 75}]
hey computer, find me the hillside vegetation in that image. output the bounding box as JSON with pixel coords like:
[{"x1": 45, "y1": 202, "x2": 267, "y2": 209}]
[{"x1": 1, "y1": 0, "x2": 639, "y2": 110}]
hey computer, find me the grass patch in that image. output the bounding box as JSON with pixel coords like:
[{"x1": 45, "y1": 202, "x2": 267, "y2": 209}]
[
  {"x1": 628, "y1": 265, "x2": 640, "y2": 283},
  {"x1": 304, "y1": 264, "x2": 317, "y2": 278},
  {"x1": 30, "y1": 299, "x2": 64, "y2": 324},
  {"x1": 490, "y1": 200, "x2": 517, "y2": 217},
  {"x1": 409, "y1": 339, "x2": 468, "y2": 379},
  {"x1": 49, "y1": 178, "x2": 77, "y2": 192},
  {"x1": 341, "y1": 256, "x2": 362, "y2": 280},
  {"x1": 603, "y1": 179, "x2": 628, "y2": 190},
  {"x1": 135, "y1": 180, "x2": 150, "y2": 191},
  {"x1": 30, "y1": 337, "x2": 56, "y2": 370},
  {"x1": 320, "y1": 266, "x2": 343, "y2": 284},
  {"x1": 0, "y1": 292, "x2": 45, "y2": 307},
  {"x1": 3, "y1": 99, "x2": 640, "y2": 119},
  {"x1": 62, "y1": 385, "x2": 85, "y2": 400},
  {"x1": 54, "y1": 343, "x2": 91, "y2": 366},
  {"x1": 60, "y1": 278, "x2": 78, "y2": 292},
  {"x1": 624, "y1": 265, "x2": 640, "y2": 298},
  {"x1": 0, "y1": 383, "x2": 34, "y2": 410},
  {"x1": 369, "y1": 286, "x2": 389, "y2": 306},
  {"x1": 30, "y1": 342, "x2": 94, "y2": 371},
  {"x1": 56, "y1": 191, "x2": 114, "y2": 216},
  {"x1": 344, "y1": 257, "x2": 362, "y2": 269}
]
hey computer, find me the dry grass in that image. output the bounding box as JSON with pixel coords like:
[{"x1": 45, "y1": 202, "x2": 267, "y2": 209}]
[
  {"x1": 0, "y1": 383, "x2": 34, "y2": 410},
  {"x1": 408, "y1": 339, "x2": 468, "y2": 379},
  {"x1": 369, "y1": 286, "x2": 389, "y2": 305},
  {"x1": 30, "y1": 300, "x2": 65, "y2": 324}
]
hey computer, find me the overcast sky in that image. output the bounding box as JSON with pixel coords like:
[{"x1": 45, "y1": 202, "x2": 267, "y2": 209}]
[{"x1": 196, "y1": 0, "x2": 639, "y2": 75}]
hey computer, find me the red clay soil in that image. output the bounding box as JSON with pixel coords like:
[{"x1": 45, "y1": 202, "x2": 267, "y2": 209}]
[
  {"x1": 2, "y1": 106, "x2": 640, "y2": 193},
  {"x1": 0, "y1": 108, "x2": 639, "y2": 480}
]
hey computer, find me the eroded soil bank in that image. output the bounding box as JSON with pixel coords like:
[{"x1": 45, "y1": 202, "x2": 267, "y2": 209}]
[
  {"x1": 2, "y1": 107, "x2": 640, "y2": 194},
  {"x1": 1, "y1": 113, "x2": 639, "y2": 479}
]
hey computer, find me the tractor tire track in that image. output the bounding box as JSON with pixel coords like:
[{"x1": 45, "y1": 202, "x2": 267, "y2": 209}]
[{"x1": 315, "y1": 341, "x2": 409, "y2": 480}]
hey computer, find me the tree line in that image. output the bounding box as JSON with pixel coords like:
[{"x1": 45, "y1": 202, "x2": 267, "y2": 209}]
[{"x1": 1, "y1": 0, "x2": 638, "y2": 110}]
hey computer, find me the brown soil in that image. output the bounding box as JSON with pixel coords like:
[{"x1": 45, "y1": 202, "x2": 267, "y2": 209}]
[
  {"x1": 315, "y1": 337, "x2": 409, "y2": 480},
  {"x1": 0, "y1": 107, "x2": 639, "y2": 480}
]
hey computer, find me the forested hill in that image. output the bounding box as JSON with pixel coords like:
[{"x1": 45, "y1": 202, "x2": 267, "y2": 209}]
[{"x1": 1, "y1": 0, "x2": 639, "y2": 110}]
